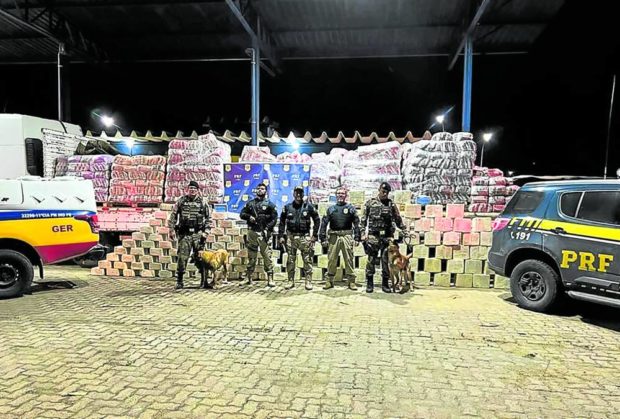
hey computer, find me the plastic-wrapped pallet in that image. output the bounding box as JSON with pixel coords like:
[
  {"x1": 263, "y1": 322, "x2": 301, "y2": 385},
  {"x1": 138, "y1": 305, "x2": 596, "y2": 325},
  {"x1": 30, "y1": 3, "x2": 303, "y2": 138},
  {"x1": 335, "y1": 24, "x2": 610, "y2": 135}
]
[
  {"x1": 341, "y1": 142, "x2": 402, "y2": 197},
  {"x1": 165, "y1": 134, "x2": 231, "y2": 203},
  {"x1": 109, "y1": 155, "x2": 166, "y2": 204},
  {"x1": 42, "y1": 129, "x2": 87, "y2": 177},
  {"x1": 64, "y1": 155, "x2": 114, "y2": 202},
  {"x1": 308, "y1": 150, "x2": 343, "y2": 203},
  {"x1": 402, "y1": 132, "x2": 476, "y2": 204},
  {"x1": 469, "y1": 166, "x2": 520, "y2": 213}
]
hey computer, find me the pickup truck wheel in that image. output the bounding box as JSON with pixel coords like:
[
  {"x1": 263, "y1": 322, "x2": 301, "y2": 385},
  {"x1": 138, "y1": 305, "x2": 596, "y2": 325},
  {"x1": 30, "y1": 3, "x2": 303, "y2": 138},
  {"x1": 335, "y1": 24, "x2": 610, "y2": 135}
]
[
  {"x1": 0, "y1": 249, "x2": 34, "y2": 299},
  {"x1": 510, "y1": 259, "x2": 560, "y2": 313}
]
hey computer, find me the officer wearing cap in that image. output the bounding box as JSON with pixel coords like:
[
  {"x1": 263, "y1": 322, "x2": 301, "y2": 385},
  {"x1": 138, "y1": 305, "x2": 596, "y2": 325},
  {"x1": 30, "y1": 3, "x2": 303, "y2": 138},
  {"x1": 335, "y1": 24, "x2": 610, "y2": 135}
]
[
  {"x1": 239, "y1": 182, "x2": 278, "y2": 287},
  {"x1": 168, "y1": 180, "x2": 211, "y2": 290},
  {"x1": 278, "y1": 185, "x2": 321, "y2": 290},
  {"x1": 360, "y1": 182, "x2": 408, "y2": 293},
  {"x1": 319, "y1": 187, "x2": 361, "y2": 290}
]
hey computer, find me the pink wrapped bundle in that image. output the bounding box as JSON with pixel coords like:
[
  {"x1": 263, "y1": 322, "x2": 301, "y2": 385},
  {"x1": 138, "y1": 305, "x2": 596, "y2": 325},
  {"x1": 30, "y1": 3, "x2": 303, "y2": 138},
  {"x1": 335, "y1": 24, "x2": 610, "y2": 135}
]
[
  {"x1": 110, "y1": 179, "x2": 162, "y2": 188},
  {"x1": 92, "y1": 178, "x2": 109, "y2": 188},
  {"x1": 471, "y1": 195, "x2": 488, "y2": 203},
  {"x1": 489, "y1": 196, "x2": 507, "y2": 205},
  {"x1": 352, "y1": 141, "x2": 401, "y2": 161},
  {"x1": 239, "y1": 146, "x2": 275, "y2": 162},
  {"x1": 95, "y1": 190, "x2": 109, "y2": 202},
  {"x1": 493, "y1": 204, "x2": 506, "y2": 212},
  {"x1": 472, "y1": 177, "x2": 489, "y2": 186},
  {"x1": 468, "y1": 204, "x2": 492, "y2": 213},
  {"x1": 166, "y1": 170, "x2": 222, "y2": 182},
  {"x1": 168, "y1": 138, "x2": 205, "y2": 150},
  {"x1": 67, "y1": 162, "x2": 91, "y2": 172},
  {"x1": 471, "y1": 186, "x2": 490, "y2": 196},
  {"x1": 508, "y1": 185, "x2": 520, "y2": 194},
  {"x1": 489, "y1": 186, "x2": 509, "y2": 196},
  {"x1": 54, "y1": 156, "x2": 69, "y2": 176},
  {"x1": 111, "y1": 167, "x2": 165, "y2": 181},
  {"x1": 487, "y1": 168, "x2": 504, "y2": 177},
  {"x1": 473, "y1": 166, "x2": 488, "y2": 177},
  {"x1": 276, "y1": 151, "x2": 312, "y2": 163},
  {"x1": 488, "y1": 177, "x2": 508, "y2": 186}
]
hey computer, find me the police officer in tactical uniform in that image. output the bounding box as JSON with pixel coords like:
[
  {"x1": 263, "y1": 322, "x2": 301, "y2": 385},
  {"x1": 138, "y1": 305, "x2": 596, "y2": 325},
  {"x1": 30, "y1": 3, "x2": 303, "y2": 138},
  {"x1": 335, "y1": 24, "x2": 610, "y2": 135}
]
[
  {"x1": 360, "y1": 182, "x2": 408, "y2": 293},
  {"x1": 239, "y1": 183, "x2": 278, "y2": 287},
  {"x1": 319, "y1": 187, "x2": 361, "y2": 290},
  {"x1": 279, "y1": 186, "x2": 321, "y2": 290},
  {"x1": 168, "y1": 180, "x2": 211, "y2": 290}
]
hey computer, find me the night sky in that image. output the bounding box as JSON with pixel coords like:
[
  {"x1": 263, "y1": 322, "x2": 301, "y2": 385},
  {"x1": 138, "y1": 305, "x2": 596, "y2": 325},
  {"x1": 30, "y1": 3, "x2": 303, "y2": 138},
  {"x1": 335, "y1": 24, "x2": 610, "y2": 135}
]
[{"x1": 0, "y1": 0, "x2": 618, "y2": 177}]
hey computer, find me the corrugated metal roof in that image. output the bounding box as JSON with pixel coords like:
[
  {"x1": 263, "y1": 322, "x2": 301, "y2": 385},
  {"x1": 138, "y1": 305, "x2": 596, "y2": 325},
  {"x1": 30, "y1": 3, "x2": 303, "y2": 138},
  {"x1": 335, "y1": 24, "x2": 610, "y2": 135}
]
[
  {"x1": 0, "y1": 0, "x2": 566, "y2": 62},
  {"x1": 85, "y1": 128, "x2": 434, "y2": 145}
]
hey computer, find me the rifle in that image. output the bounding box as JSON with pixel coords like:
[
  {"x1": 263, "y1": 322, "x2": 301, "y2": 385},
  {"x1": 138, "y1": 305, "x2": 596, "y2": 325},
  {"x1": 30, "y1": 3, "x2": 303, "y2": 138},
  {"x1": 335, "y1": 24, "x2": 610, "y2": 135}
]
[{"x1": 251, "y1": 201, "x2": 269, "y2": 243}]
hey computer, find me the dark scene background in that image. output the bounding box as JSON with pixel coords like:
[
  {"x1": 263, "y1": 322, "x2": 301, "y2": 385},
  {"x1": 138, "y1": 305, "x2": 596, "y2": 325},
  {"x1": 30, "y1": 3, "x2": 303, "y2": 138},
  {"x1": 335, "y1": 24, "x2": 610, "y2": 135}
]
[{"x1": 0, "y1": 0, "x2": 618, "y2": 176}]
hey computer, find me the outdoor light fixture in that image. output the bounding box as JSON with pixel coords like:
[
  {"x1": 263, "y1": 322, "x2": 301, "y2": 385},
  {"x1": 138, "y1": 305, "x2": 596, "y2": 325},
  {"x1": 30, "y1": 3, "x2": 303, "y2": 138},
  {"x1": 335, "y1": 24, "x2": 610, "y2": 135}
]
[
  {"x1": 124, "y1": 138, "x2": 135, "y2": 156},
  {"x1": 616, "y1": 168, "x2": 620, "y2": 179},
  {"x1": 287, "y1": 132, "x2": 299, "y2": 150},
  {"x1": 480, "y1": 133, "x2": 493, "y2": 167},
  {"x1": 435, "y1": 114, "x2": 445, "y2": 124},
  {"x1": 101, "y1": 115, "x2": 115, "y2": 128}
]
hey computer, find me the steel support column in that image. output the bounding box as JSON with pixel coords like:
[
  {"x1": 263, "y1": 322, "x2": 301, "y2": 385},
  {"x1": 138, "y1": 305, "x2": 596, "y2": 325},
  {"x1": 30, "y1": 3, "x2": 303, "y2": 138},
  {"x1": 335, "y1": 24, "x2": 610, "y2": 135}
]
[
  {"x1": 462, "y1": 36, "x2": 473, "y2": 132},
  {"x1": 250, "y1": 45, "x2": 260, "y2": 146},
  {"x1": 57, "y1": 43, "x2": 64, "y2": 121}
]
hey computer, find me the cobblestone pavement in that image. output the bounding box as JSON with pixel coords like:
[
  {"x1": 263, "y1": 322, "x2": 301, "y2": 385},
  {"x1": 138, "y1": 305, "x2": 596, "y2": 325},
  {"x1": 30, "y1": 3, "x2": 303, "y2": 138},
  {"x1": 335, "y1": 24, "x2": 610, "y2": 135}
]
[{"x1": 2, "y1": 266, "x2": 620, "y2": 418}]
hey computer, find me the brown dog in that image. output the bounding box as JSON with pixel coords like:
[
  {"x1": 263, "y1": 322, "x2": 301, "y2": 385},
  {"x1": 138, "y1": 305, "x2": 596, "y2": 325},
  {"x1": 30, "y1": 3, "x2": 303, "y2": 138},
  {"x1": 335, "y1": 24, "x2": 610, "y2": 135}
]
[
  {"x1": 386, "y1": 239, "x2": 413, "y2": 294},
  {"x1": 197, "y1": 249, "x2": 229, "y2": 289}
]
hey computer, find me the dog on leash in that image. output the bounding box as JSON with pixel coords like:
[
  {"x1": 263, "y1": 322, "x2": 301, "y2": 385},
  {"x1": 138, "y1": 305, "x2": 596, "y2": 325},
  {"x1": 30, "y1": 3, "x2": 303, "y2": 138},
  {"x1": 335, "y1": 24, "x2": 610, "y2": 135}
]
[
  {"x1": 196, "y1": 249, "x2": 230, "y2": 289},
  {"x1": 386, "y1": 239, "x2": 413, "y2": 294}
]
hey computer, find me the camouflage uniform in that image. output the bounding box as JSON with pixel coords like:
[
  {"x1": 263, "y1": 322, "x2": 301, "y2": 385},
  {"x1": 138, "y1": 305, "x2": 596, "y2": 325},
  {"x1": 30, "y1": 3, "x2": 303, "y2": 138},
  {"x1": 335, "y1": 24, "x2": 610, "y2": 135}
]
[
  {"x1": 319, "y1": 202, "x2": 361, "y2": 289},
  {"x1": 168, "y1": 195, "x2": 211, "y2": 288},
  {"x1": 240, "y1": 197, "x2": 278, "y2": 285},
  {"x1": 361, "y1": 197, "x2": 406, "y2": 292},
  {"x1": 279, "y1": 200, "x2": 320, "y2": 289}
]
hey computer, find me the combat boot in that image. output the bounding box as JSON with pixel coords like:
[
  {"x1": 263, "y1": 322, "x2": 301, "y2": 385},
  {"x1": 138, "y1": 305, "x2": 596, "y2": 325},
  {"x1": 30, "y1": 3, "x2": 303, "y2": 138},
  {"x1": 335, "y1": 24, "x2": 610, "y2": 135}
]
[
  {"x1": 366, "y1": 275, "x2": 374, "y2": 293},
  {"x1": 239, "y1": 272, "x2": 253, "y2": 287},
  {"x1": 348, "y1": 279, "x2": 358, "y2": 291},
  {"x1": 284, "y1": 275, "x2": 295, "y2": 289},
  {"x1": 267, "y1": 272, "x2": 275, "y2": 287},
  {"x1": 381, "y1": 277, "x2": 392, "y2": 293},
  {"x1": 323, "y1": 277, "x2": 334, "y2": 290},
  {"x1": 175, "y1": 271, "x2": 184, "y2": 290},
  {"x1": 305, "y1": 278, "x2": 313, "y2": 291}
]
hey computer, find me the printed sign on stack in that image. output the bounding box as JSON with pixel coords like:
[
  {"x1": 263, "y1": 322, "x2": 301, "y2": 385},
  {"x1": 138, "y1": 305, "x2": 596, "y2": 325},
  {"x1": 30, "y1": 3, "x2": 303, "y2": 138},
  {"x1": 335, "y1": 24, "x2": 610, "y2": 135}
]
[{"x1": 223, "y1": 163, "x2": 312, "y2": 214}]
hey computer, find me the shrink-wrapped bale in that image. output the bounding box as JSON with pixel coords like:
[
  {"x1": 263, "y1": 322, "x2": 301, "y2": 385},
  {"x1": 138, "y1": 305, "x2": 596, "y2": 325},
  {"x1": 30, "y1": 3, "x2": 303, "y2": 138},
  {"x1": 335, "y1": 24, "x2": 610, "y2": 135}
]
[
  {"x1": 165, "y1": 134, "x2": 231, "y2": 203},
  {"x1": 110, "y1": 155, "x2": 166, "y2": 204},
  {"x1": 402, "y1": 133, "x2": 476, "y2": 204}
]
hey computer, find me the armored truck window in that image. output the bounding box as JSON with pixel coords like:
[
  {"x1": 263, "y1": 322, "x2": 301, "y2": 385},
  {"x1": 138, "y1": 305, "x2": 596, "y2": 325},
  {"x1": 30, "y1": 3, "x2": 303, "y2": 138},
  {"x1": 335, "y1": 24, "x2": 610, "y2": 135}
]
[
  {"x1": 504, "y1": 191, "x2": 544, "y2": 214},
  {"x1": 576, "y1": 191, "x2": 620, "y2": 225},
  {"x1": 559, "y1": 192, "x2": 582, "y2": 218}
]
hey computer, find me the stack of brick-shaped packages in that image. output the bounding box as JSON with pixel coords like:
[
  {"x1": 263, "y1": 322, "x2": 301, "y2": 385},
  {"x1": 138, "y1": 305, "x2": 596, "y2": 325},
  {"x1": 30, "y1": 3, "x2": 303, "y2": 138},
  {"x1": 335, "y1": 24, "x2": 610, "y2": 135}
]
[{"x1": 93, "y1": 191, "x2": 508, "y2": 289}]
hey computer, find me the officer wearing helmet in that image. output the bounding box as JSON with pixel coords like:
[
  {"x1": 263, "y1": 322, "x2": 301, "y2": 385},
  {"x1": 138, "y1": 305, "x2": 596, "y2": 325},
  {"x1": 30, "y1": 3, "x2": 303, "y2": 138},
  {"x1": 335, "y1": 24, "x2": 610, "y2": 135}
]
[
  {"x1": 168, "y1": 180, "x2": 211, "y2": 290},
  {"x1": 360, "y1": 182, "x2": 408, "y2": 293},
  {"x1": 278, "y1": 185, "x2": 320, "y2": 290}
]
